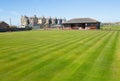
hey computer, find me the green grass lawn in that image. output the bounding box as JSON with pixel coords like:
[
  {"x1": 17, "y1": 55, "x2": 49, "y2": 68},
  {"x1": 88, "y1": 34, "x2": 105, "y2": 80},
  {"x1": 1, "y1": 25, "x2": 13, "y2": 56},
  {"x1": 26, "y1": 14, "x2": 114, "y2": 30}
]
[
  {"x1": 101, "y1": 25, "x2": 120, "y2": 30},
  {"x1": 0, "y1": 30, "x2": 120, "y2": 81}
]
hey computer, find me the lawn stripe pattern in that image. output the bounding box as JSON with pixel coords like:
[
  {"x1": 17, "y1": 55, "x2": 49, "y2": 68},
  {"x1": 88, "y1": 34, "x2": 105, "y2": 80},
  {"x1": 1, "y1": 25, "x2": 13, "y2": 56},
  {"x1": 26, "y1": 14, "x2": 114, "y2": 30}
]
[{"x1": 0, "y1": 30, "x2": 119, "y2": 81}]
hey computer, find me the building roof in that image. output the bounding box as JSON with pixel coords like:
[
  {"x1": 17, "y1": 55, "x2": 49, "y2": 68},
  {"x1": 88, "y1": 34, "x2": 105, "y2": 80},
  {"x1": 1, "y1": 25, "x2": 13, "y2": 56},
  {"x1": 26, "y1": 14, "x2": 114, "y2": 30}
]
[
  {"x1": 0, "y1": 21, "x2": 9, "y2": 28},
  {"x1": 63, "y1": 18, "x2": 100, "y2": 24},
  {"x1": 0, "y1": 21, "x2": 8, "y2": 24}
]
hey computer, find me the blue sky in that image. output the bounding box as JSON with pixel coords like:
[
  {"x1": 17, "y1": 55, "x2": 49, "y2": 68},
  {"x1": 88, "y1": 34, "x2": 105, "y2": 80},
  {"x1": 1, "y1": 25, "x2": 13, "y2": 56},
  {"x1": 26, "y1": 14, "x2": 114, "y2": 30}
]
[{"x1": 0, "y1": 0, "x2": 120, "y2": 25}]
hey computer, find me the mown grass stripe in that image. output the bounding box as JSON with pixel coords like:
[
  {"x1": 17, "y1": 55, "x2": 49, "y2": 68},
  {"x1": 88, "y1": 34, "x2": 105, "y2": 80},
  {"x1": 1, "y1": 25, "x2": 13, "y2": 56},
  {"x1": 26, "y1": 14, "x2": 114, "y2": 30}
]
[
  {"x1": 0, "y1": 32, "x2": 76, "y2": 56},
  {"x1": 0, "y1": 30, "x2": 119, "y2": 81},
  {"x1": 80, "y1": 31, "x2": 119, "y2": 81},
  {"x1": 50, "y1": 31, "x2": 113, "y2": 81},
  {"x1": 19, "y1": 31, "x2": 109, "y2": 81},
  {"x1": 0, "y1": 30, "x2": 94, "y2": 75},
  {"x1": 0, "y1": 30, "x2": 87, "y2": 58},
  {"x1": 0, "y1": 30, "x2": 91, "y2": 57},
  {"x1": 111, "y1": 31, "x2": 120, "y2": 81},
  {"x1": 0, "y1": 30, "x2": 107, "y2": 80},
  {"x1": 0, "y1": 31, "x2": 93, "y2": 67},
  {"x1": 0, "y1": 30, "x2": 101, "y2": 63},
  {"x1": 0, "y1": 35, "x2": 81, "y2": 74}
]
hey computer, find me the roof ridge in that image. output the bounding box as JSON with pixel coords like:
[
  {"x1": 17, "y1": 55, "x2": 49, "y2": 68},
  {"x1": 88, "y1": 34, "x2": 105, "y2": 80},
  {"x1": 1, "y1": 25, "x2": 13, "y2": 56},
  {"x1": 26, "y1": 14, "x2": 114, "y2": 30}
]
[{"x1": 63, "y1": 18, "x2": 100, "y2": 24}]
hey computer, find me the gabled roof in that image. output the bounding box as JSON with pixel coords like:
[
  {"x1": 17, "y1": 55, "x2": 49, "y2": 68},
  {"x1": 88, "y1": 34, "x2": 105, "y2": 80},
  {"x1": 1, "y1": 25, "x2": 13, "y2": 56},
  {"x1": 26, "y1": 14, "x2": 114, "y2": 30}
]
[
  {"x1": 0, "y1": 21, "x2": 9, "y2": 24},
  {"x1": 63, "y1": 18, "x2": 100, "y2": 24},
  {"x1": 0, "y1": 21, "x2": 9, "y2": 29}
]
